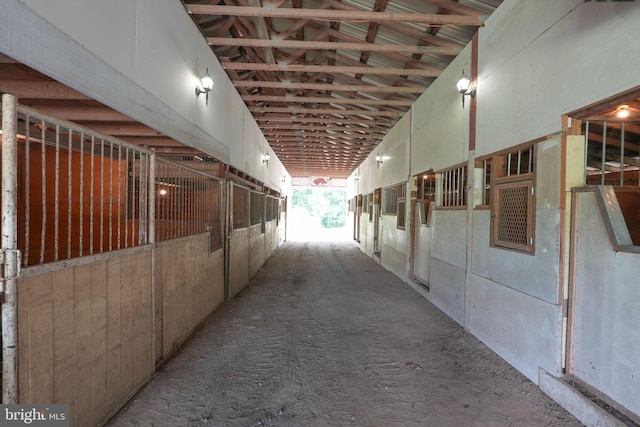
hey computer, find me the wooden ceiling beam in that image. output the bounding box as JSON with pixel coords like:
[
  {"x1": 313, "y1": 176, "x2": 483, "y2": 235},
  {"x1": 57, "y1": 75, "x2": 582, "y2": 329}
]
[
  {"x1": 242, "y1": 94, "x2": 412, "y2": 106},
  {"x1": 327, "y1": 0, "x2": 464, "y2": 49},
  {"x1": 256, "y1": 115, "x2": 394, "y2": 125},
  {"x1": 261, "y1": 124, "x2": 386, "y2": 133},
  {"x1": 422, "y1": 0, "x2": 490, "y2": 16},
  {"x1": 185, "y1": 4, "x2": 485, "y2": 26},
  {"x1": 222, "y1": 61, "x2": 440, "y2": 77},
  {"x1": 233, "y1": 80, "x2": 423, "y2": 93},
  {"x1": 251, "y1": 106, "x2": 404, "y2": 116},
  {"x1": 207, "y1": 37, "x2": 461, "y2": 55}
]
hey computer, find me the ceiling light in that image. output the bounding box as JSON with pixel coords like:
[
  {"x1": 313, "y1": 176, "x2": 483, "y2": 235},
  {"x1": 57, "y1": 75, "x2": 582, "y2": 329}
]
[
  {"x1": 456, "y1": 70, "x2": 476, "y2": 108},
  {"x1": 616, "y1": 105, "x2": 630, "y2": 118},
  {"x1": 195, "y1": 68, "x2": 214, "y2": 106}
]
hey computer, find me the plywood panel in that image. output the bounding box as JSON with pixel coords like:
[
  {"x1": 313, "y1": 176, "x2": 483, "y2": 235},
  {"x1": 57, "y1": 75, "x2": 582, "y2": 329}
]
[
  {"x1": 131, "y1": 251, "x2": 152, "y2": 388},
  {"x1": 156, "y1": 234, "x2": 226, "y2": 361},
  {"x1": 51, "y1": 268, "x2": 75, "y2": 409},
  {"x1": 73, "y1": 263, "x2": 93, "y2": 427},
  {"x1": 106, "y1": 256, "x2": 123, "y2": 409},
  {"x1": 26, "y1": 274, "x2": 54, "y2": 403},
  {"x1": 154, "y1": 246, "x2": 164, "y2": 364},
  {"x1": 229, "y1": 229, "x2": 250, "y2": 298},
  {"x1": 91, "y1": 260, "x2": 108, "y2": 424},
  {"x1": 119, "y1": 254, "x2": 134, "y2": 402},
  {"x1": 17, "y1": 277, "x2": 30, "y2": 403}
]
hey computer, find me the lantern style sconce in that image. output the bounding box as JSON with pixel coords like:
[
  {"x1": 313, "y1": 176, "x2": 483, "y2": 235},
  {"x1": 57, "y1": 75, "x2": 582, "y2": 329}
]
[
  {"x1": 375, "y1": 153, "x2": 383, "y2": 166},
  {"x1": 263, "y1": 153, "x2": 270, "y2": 166},
  {"x1": 456, "y1": 70, "x2": 476, "y2": 108},
  {"x1": 195, "y1": 68, "x2": 214, "y2": 106}
]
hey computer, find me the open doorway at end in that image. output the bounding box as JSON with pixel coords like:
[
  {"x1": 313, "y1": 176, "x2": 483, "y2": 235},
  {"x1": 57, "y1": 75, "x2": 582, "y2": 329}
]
[{"x1": 288, "y1": 187, "x2": 350, "y2": 241}]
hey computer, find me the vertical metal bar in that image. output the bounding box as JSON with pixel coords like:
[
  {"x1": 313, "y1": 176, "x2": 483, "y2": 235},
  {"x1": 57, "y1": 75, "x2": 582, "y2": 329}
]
[
  {"x1": 124, "y1": 149, "x2": 129, "y2": 248},
  {"x1": 2, "y1": 93, "x2": 19, "y2": 404},
  {"x1": 172, "y1": 166, "x2": 177, "y2": 239},
  {"x1": 79, "y1": 133, "x2": 84, "y2": 256},
  {"x1": 54, "y1": 125, "x2": 60, "y2": 262},
  {"x1": 459, "y1": 167, "x2": 464, "y2": 206},
  {"x1": 148, "y1": 152, "x2": 156, "y2": 244},
  {"x1": 100, "y1": 138, "x2": 105, "y2": 253},
  {"x1": 620, "y1": 121, "x2": 625, "y2": 186},
  {"x1": 109, "y1": 142, "x2": 113, "y2": 251},
  {"x1": 90, "y1": 136, "x2": 95, "y2": 254},
  {"x1": 507, "y1": 152, "x2": 512, "y2": 177},
  {"x1": 461, "y1": 166, "x2": 466, "y2": 206},
  {"x1": 584, "y1": 121, "x2": 590, "y2": 184},
  {"x1": 67, "y1": 131, "x2": 73, "y2": 260},
  {"x1": 117, "y1": 146, "x2": 122, "y2": 250},
  {"x1": 24, "y1": 115, "x2": 30, "y2": 266},
  {"x1": 483, "y1": 160, "x2": 487, "y2": 205},
  {"x1": 528, "y1": 146, "x2": 533, "y2": 173},
  {"x1": 517, "y1": 150, "x2": 522, "y2": 175},
  {"x1": 138, "y1": 154, "x2": 148, "y2": 245},
  {"x1": 131, "y1": 152, "x2": 137, "y2": 247},
  {"x1": 40, "y1": 119, "x2": 46, "y2": 265},
  {"x1": 601, "y1": 121, "x2": 607, "y2": 186}
]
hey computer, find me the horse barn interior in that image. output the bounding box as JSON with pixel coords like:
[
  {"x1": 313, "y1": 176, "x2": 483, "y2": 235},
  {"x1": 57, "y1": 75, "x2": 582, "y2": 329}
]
[{"x1": 1, "y1": 0, "x2": 639, "y2": 426}]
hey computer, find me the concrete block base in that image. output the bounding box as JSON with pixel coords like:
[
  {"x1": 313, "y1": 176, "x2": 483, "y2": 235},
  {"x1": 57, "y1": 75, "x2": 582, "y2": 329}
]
[{"x1": 539, "y1": 369, "x2": 630, "y2": 427}]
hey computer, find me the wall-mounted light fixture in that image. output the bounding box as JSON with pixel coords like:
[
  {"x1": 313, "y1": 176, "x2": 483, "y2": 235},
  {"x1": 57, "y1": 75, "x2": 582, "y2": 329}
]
[
  {"x1": 195, "y1": 68, "x2": 214, "y2": 106},
  {"x1": 263, "y1": 153, "x2": 270, "y2": 166},
  {"x1": 616, "y1": 104, "x2": 630, "y2": 118},
  {"x1": 375, "y1": 153, "x2": 383, "y2": 166},
  {"x1": 456, "y1": 70, "x2": 475, "y2": 108}
]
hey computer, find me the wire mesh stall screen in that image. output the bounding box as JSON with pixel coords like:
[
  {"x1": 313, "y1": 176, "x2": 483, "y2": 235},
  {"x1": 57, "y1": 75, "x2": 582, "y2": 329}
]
[
  {"x1": 155, "y1": 158, "x2": 222, "y2": 250},
  {"x1": 14, "y1": 110, "x2": 151, "y2": 266},
  {"x1": 233, "y1": 184, "x2": 250, "y2": 229}
]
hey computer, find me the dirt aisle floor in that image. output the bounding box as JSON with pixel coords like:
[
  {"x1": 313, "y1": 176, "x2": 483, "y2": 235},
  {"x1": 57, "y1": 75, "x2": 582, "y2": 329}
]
[{"x1": 109, "y1": 241, "x2": 581, "y2": 427}]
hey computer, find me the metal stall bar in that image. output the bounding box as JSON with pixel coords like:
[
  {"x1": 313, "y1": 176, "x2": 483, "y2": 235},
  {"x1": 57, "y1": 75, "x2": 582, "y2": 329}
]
[
  {"x1": 620, "y1": 122, "x2": 625, "y2": 186},
  {"x1": 67, "y1": 130, "x2": 73, "y2": 259},
  {"x1": 24, "y1": 115, "x2": 30, "y2": 266},
  {"x1": 2, "y1": 93, "x2": 20, "y2": 404},
  {"x1": 584, "y1": 121, "x2": 590, "y2": 184},
  {"x1": 601, "y1": 121, "x2": 607, "y2": 186},
  {"x1": 16, "y1": 105, "x2": 153, "y2": 265},
  {"x1": 40, "y1": 119, "x2": 47, "y2": 264},
  {"x1": 54, "y1": 126, "x2": 60, "y2": 262}
]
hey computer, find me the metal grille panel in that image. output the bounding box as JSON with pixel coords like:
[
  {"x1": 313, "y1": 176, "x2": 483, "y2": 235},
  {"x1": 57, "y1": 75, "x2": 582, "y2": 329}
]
[{"x1": 497, "y1": 186, "x2": 529, "y2": 245}]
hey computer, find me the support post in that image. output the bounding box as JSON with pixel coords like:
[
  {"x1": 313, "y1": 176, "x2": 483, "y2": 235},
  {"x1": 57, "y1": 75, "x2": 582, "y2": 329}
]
[{"x1": 2, "y1": 93, "x2": 19, "y2": 404}]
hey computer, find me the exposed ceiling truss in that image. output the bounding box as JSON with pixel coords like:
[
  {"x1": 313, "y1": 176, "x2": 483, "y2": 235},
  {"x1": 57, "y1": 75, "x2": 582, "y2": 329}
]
[{"x1": 185, "y1": 0, "x2": 503, "y2": 178}]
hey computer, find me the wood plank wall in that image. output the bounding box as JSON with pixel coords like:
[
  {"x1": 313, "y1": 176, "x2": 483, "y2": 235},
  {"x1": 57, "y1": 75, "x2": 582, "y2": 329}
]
[
  {"x1": 16, "y1": 223, "x2": 281, "y2": 426},
  {"x1": 18, "y1": 248, "x2": 153, "y2": 427},
  {"x1": 155, "y1": 233, "x2": 225, "y2": 362}
]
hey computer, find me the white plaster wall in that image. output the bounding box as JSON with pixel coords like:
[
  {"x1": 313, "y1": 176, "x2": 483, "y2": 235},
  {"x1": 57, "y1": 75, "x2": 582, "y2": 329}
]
[
  {"x1": 380, "y1": 113, "x2": 410, "y2": 187},
  {"x1": 469, "y1": 274, "x2": 564, "y2": 383},
  {"x1": 477, "y1": 0, "x2": 640, "y2": 155},
  {"x1": 472, "y1": 137, "x2": 563, "y2": 304},
  {"x1": 3, "y1": 0, "x2": 288, "y2": 190},
  {"x1": 427, "y1": 209, "x2": 467, "y2": 325},
  {"x1": 411, "y1": 46, "x2": 470, "y2": 173},
  {"x1": 571, "y1": 190, "x2": 640, "y2": 417},
  {"x1": 431, "y1": 210, "x2": 467, "y2": 269},
  {"x1": 429, "y1": 258, "x2": 465, "y2": 326}
]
